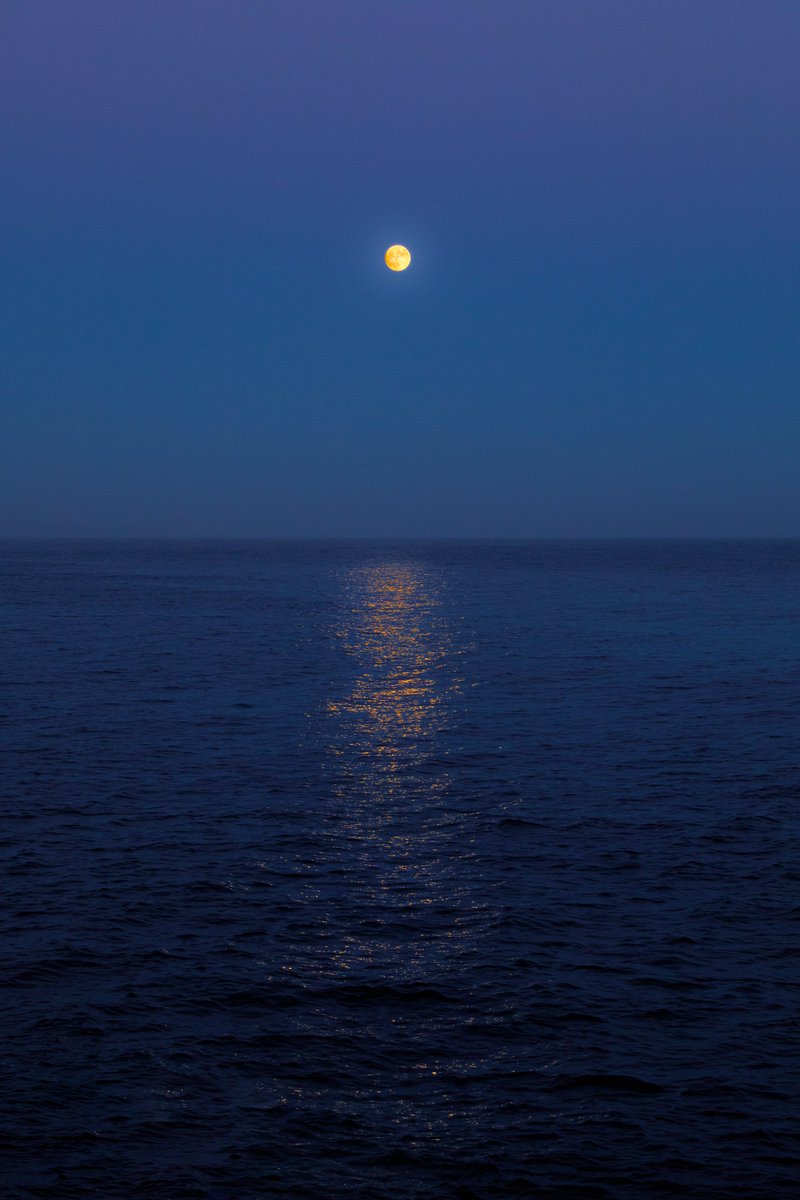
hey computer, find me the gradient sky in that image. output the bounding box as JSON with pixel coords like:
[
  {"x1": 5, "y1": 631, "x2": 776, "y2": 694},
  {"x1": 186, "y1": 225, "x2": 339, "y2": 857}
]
[{"x1": 2, "y1": 0, "x2": 798, "y2": 536}]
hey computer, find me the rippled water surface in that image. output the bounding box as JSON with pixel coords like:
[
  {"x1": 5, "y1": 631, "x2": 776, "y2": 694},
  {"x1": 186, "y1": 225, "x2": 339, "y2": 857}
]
[{"x1": 2, "y1": 540, "x2": 799, "y2": 1198}]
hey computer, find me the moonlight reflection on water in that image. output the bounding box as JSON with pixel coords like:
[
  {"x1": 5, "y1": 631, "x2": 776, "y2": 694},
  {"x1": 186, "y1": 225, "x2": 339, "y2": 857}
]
[{"x1": 322, "y1": 562, "x2": 484, "y2": 980}]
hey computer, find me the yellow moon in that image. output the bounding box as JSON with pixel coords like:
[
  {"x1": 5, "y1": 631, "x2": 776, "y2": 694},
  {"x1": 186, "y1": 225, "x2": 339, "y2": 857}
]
[{"x1": 385, "y1": 244, "x2": 411, "y2": 271}]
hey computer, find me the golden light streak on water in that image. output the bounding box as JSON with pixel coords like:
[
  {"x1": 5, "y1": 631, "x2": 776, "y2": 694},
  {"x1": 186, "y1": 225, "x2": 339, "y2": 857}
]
[{"x1": 321, "y1": 561, "x2": 476, "y2": 979}]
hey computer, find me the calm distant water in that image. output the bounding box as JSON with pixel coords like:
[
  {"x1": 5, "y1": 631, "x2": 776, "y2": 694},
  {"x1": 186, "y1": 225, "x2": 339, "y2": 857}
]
[{"x1": 2, "y1": 540, "x2": 799, "y2": 1199}]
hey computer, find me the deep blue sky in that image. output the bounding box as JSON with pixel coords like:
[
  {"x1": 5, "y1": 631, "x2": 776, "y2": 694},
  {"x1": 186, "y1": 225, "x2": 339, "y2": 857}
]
[{"x1": 2, "y1": 1, "x2": 798, "y2": 536}]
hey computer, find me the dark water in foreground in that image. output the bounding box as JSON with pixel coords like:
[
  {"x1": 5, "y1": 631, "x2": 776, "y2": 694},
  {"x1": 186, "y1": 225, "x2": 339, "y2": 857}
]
[{"x1": 2, "y1": 540, "x2": 799, "y2": 1199}]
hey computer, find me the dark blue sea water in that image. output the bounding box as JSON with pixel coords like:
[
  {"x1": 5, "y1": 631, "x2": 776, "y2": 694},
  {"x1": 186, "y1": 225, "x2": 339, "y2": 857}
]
[{"x1": 2, "y1": 540, "x2": 799, "y2": 1199}]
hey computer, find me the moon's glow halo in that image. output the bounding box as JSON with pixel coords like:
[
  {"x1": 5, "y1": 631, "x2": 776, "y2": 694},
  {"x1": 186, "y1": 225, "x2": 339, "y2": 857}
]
[{"x1": 385, "y1": 244, "x2": 411, "y2": 271}]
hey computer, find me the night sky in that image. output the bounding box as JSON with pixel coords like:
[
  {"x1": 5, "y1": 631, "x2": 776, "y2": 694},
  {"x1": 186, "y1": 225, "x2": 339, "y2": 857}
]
[{"x1": 2, "y1": 1, "x2": 798, "y2": 537}]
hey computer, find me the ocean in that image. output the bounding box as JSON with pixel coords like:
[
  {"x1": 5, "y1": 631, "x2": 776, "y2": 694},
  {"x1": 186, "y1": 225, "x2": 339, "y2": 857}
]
[{"x1": 2, "y1": 539, "x2": 799, "y2": 1198}]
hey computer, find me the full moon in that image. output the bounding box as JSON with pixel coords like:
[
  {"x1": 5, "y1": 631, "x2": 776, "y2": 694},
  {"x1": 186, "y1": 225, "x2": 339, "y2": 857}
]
[{"x1": 385, "y1": 244, "x2": 411, "y2": 272}]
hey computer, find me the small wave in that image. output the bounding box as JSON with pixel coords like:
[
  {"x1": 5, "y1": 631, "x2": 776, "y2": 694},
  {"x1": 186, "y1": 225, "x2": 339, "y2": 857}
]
[
  {"x1": 316, "y1": 981, "x2": 455, "y2": 1006},
  {"x1": 551, "y1": 1072, "x2": 665, "y2": 1095}
]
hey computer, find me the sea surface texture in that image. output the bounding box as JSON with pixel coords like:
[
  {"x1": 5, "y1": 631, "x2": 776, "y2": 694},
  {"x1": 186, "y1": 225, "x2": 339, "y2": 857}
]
[{"x1": 2, "y1": 540, "x2": 799, "y2": 1199}]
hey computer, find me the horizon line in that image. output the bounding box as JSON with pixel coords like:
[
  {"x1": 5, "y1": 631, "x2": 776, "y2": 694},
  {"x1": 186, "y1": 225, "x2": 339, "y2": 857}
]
[{"x1": 2, "y1": 534, "x2": 799, "y2": 543}]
